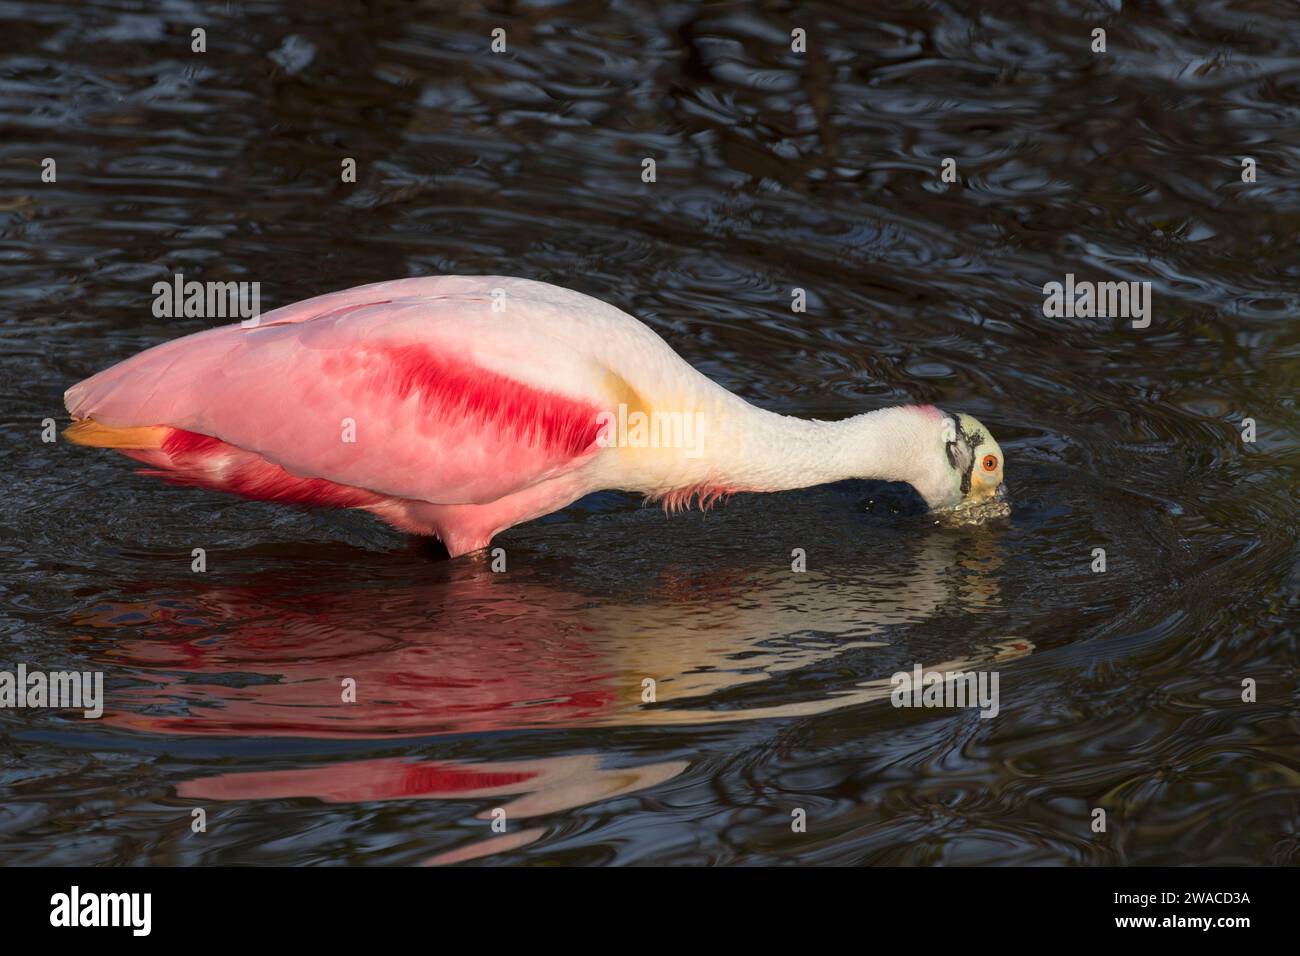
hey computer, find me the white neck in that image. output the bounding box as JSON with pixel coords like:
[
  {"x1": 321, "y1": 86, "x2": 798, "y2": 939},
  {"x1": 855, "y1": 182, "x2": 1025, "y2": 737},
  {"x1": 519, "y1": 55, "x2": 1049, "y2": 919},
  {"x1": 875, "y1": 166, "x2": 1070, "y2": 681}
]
[
  {"x1": 620, "y1": 399, "x2": 951, "y2": 507},
  {"x1": 717, "y1": 403, "x2": 944, "y2": 492}
]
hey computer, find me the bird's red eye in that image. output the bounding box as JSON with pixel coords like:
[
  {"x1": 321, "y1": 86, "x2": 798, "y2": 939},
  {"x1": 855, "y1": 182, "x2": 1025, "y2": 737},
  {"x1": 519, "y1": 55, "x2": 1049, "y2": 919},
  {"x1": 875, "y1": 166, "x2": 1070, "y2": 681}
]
[{"x1": 982, "y1": 454, "x2": 998, "y2": 472}]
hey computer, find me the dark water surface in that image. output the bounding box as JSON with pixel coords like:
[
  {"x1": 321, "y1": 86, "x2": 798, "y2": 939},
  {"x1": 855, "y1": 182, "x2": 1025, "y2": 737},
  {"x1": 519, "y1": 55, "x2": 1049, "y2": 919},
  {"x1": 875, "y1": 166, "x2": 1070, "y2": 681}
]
[{"x1": 1, "y1": 1, "x2": 1297, "y2": 865}]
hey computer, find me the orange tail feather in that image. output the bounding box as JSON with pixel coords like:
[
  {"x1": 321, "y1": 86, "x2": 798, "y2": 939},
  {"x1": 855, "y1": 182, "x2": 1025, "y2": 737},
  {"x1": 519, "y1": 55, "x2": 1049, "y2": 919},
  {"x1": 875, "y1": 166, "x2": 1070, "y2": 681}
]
[{"x1": 64, "y1": 418, "x2": 167, "y2": 450}]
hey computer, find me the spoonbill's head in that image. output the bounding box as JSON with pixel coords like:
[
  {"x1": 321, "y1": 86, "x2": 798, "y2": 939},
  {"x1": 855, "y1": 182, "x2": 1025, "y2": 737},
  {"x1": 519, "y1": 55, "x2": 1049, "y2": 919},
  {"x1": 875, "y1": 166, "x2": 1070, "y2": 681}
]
[{"x1": 917, "y1": 411, "x2": 1008, "y2": 515}]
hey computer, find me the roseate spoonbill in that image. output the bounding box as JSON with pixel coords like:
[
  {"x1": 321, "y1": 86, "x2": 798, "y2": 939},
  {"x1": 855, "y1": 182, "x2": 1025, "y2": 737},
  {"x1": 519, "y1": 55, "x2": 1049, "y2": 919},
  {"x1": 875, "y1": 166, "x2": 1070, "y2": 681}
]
[{"x1": 64, "y1": 276, "x2": 1007, "y2": 556}]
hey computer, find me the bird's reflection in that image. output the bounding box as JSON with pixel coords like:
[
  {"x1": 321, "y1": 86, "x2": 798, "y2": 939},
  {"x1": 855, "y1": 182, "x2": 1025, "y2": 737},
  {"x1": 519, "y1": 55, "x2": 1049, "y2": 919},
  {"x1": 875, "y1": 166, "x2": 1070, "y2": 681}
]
[
  {"x1": 79, "y1": 531, "x2": 1024, "y2": 737},
  {"x1": 176, "y1": 753, "x2": 690, "y2": 864},
  {"x1": 75, "y1": 529, "x2": 1030, "y2": 860}
]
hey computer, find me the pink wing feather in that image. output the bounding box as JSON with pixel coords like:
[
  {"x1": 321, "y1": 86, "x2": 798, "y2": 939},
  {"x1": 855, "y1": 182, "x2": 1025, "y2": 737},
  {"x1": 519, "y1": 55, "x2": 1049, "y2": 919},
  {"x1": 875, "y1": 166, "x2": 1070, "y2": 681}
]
[{"x1": 65, "y1": 280, "x2": 611, "y2": 507}]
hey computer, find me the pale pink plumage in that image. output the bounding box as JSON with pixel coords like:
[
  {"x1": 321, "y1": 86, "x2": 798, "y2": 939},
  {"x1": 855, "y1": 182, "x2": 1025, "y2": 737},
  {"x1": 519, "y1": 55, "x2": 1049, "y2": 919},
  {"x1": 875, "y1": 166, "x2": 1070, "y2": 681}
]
[{"x1": 66, "y1": 276, "x2": 1002, "y2": 555}]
